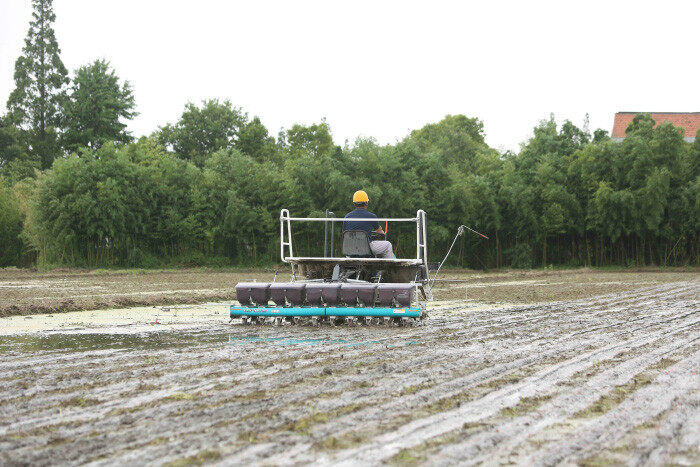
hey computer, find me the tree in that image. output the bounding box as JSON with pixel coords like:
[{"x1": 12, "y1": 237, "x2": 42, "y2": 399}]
[
  {"x1": 592, "y1": 129, "x2": 609, "y2": 143},
  {"x1": 693, "y1": 130, "x2": 700, "y2": 174},
  {"x1": 62, "y1": 60, "x2": 137, "y2": 151},
  {"x1": 6, "y1": 0, "x2": 69, "y2": 169},
  {"x1": 0, "y1": 183, "x2": 24, "y2": 266},
  {"x1": 157, "y1": 99, "x2": 247, "y2": 167},
  {"x1": 285, "y1": 121, "x2": 337, "y2": 159},
  {"x1": 236, "y1": 116, "x2": 279, "y2": 162},
  {"x1": 30, "y1": 144, "x2": 153, "y2": 266},
  {"x1": 0, "y1": 113, "x2": 38, "y2": 183},
  {"x1": 410, "y1": 115, "x2": 487, "y2": 169},
  {"x1": 0, "y1": 114, "x2": 27, "y2": 169},
  {"x1": 625, "y1": 113, "x2": 655, "y2": 137},
  {"x1": 7, "y1": 108, "x2": 698, "y2": 269}
]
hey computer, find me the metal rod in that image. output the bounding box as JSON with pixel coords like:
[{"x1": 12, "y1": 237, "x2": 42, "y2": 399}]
[
  {"x1": 329, "y1": 211, "x2": 335, "y2": 256},
  {"x1": 416, "y1": 212, "x2": 421, "y2": 259},
  {"x1": 287, "y1": 213, "x2": 294, "y2": 258},
  {"x1": 284, "y1": 256, "x2": 423, "y2": 264},
  {"x1": 280, "y1": 208, "x2": 288, "y2": 263},
  {"x1": 324, "y1": 209, "x2": 329, "y2": 257},
  {"x1": 464, "y1": 225, "x2": 489, "y2": 239},
  {"x1": 422, "y1": 210, "x2": 428, "y2": 267},
  {"x1": 281, "y1": 217, "x2": 417, "y2": 222},
  {"x1": 429, "y1": 225, "x2": 464, "y2": 294},
  {"x1": 430, "y1": 279, "x2": 474, "y2": 283}
]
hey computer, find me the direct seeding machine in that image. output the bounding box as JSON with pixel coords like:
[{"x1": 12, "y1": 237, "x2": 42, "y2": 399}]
[{"x1": 231, "y1": 209, "x2": 431, "y2": 326}]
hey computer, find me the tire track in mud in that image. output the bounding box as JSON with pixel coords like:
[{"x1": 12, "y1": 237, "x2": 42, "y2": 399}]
[
  {"x1": 0, "y1": 281, "x2": 697, "y2": 466},
  {"x1": 525, "y1": 351, "x2": 700, "y2": 466},
  {"x1": 625, "y1": 390, "x2": 700, "y2": 466},
  {"x1": 1, "y1": 281, "x2": 690, "y2": 385},
  {"x1": 0, "y1": 288, "x2": 688, "y2": 450},
  {"x1": 208, "y1": 284, "x2": 699, "y2": 464},
  {"x1": 2, "y1": 330, "x2": 474, "y2": 464},
  {"x1": 425, "y1": 334, "x2": 699, "y2": 465},
  {"x1": 0, "y1": 292, "x2": 599, "y2": 422},
  {"x1": 2, "y1": 288, "x2": 692, "y2": 416},
  {"x1": 426, "y1": 283, "x2": 696, "y2": 348},
  {"x1": 281, "y1": 316, "x2": 699, "y2": 465},
  {"x1": 308, "y1": 315, "x2": 699, "y2": 447},
  {"x1": 139, "y1": 288, "x2": 696, "y2": 458},
  {"x1": 2, "y1": 324, "x2": 452, "y2": 423}
]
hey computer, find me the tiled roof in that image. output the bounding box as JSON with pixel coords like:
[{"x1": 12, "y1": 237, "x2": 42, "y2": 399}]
[{"x1": 612, "y1": 112, "x2": 700, "y2": 138}]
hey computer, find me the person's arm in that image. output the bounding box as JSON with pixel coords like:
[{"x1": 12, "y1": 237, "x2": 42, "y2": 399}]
[{"x1": 372, "y1": 217, "x2": 384, "y2": 235}]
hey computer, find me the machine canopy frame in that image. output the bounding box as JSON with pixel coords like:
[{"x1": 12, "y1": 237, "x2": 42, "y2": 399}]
[{"x1": 280, "y1": 209, "x2": 428, "y2": 271}]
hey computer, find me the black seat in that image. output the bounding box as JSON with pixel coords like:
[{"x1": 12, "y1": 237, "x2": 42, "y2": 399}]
[{"x1": 342, "y1": 230, "x2": 375, "y2": 257}]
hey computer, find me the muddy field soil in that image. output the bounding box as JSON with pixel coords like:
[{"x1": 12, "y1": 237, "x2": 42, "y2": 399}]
[
  {"x1": 0, "y1": 268, "x2": 274, "y2": 316},
  {"x1": 0, "y1": 270, "x2": 698, "y2": 465},
  {"x1": 1, "y1": 267, "x2": 696, "y2": 316}
]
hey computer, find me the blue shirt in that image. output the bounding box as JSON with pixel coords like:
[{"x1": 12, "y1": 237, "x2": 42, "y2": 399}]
[{"x1": 343, "y1": 208, "x2": 380, "y2": 239}]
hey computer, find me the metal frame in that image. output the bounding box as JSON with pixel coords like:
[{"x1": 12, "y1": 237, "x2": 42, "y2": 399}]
[
  {"x1": 283, "y1": 257, "x2": 423, "y2": 264},
  {"x1": 280, "y1": 209, "x2": 428, "y2": 270},
  {"x1": 323, "y1": 209, "x2": 335, "y2": 257}
]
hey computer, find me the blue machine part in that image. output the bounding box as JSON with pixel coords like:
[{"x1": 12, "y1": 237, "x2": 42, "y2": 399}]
[
  {"x1": 325, "y1": 307, "x2": 420, "y2": 317},
  {"x1": 230, "y1": 306, "x2": 421, "y2": 318}
]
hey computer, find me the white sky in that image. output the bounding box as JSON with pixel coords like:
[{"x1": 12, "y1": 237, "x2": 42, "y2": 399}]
[{"x1": 1, "y1": 0, "x2": 698, "y2": 152}]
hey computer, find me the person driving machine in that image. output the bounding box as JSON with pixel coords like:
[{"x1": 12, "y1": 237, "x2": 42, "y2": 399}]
[{"x1": 342, "y1": 190, "x2": 396, "y2": 259}]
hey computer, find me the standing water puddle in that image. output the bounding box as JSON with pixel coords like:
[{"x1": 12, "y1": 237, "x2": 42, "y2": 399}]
[{"x1": 0, "y1": 327, "x2": 420, "y2": 354}]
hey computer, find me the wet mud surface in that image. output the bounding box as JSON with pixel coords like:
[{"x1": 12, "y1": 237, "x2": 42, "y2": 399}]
[
  {"x1": 0, "y1": 272, "x2": 698, "y2": 465},
  {"x1": 1, "y1": 267, "x2": 696, "y2": 316},
  {"x1": 0, "y1": 269, "x2": 274, "y2": 316}
]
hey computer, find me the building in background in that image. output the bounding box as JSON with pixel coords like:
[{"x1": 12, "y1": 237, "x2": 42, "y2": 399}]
[{"x1": 612, "y1": 112, "x2": 699, "y2": 142}]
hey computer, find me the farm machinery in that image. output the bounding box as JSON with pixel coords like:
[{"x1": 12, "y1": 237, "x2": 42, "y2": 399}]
[{"x1": 230, "y1": 209, "x2": 432, "y2": 326}]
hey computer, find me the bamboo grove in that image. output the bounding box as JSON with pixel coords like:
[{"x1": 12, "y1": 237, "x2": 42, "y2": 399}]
[{"x1": 1, "y1": 107, "x2": 698, "y2": 269}]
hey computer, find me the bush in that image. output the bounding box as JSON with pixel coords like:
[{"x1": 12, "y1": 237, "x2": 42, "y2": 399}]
[
  {"x1": 0, "y1": 184, "x2": 23, "y2": 266},
  {"x1": 505, "y1": 243, "x2": 533, "y2": 269}
]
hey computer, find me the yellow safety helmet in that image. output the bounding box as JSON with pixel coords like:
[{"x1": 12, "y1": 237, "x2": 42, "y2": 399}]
[{"x1": 352, "y1": 190, "x2": 369, "y2": 203}]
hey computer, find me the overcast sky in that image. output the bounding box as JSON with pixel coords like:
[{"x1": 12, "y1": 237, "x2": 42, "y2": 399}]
[{"x1": 1, "y1": 0, "x2": 698, "y2": 152}]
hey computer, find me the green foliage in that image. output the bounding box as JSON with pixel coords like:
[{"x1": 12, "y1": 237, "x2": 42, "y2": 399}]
[
  {"x1": 237, "y1": 116, "x2": 279, "y2": 162},
  {"x1": 62, "y1": 60, "x2": 137, "y2": 150},
  {"x1": 0, "y1": 114, "x2": 29, "y2": 169},
  {"x1": 156, "y1": 99, "x2": 247, "y2": 167},
  {"x1": 0, "y1": 183, "x2": 24, "y2": 266},
  {"x1": 0, "y1": 113, "x2": 39, "y2": 184},
  {"x1": 30, "y1": 144, "x2": 151, "y2": 266},
  {"x1": 1, "y1": 157, "x2": 40, "y2": 185},
  {"x1": 2, "y1": 109, "x2": 698, "y2": 268},
  {"x1": 410, "y1": 115, "x2": 487, "y2": 170},
  {"x1": 285, "y1": 121, "x2": 337, "y2": 159},
  {"x1": 6, "y1": 0, "x2": 69, "y2": 170},
  {"x1": 505, "y1": 243, "x2": 533, "y2": 269}
]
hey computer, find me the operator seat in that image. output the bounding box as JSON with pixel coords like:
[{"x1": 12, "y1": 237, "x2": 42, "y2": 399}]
[{"x1": 342, "y1": 230, "x2": 376, "y2": 258}]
